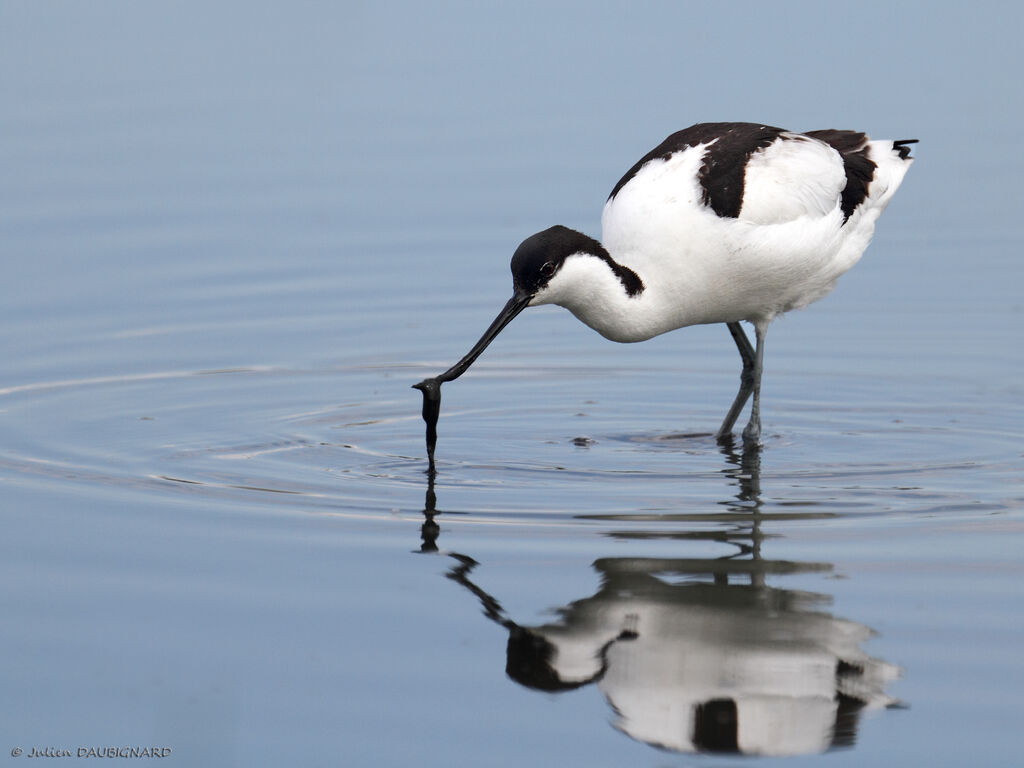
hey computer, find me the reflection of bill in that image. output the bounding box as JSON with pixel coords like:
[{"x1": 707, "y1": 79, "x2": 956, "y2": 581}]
[{"x1": 448, "y1": 555, "x2": 901, "y2": 757}]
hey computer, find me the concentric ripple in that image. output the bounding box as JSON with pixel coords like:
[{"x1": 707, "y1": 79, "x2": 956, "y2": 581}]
[{"x1": 0, "y1": 362, "x2": 1018, "y2": 531}]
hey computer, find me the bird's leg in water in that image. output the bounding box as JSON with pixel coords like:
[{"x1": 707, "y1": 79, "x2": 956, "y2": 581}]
[
  {"x1": 741, "y1": 322, "x2": 767, "y2": 445},
  {"x1": 717, "y1": 322, "x2": 756, "y2": 442}
]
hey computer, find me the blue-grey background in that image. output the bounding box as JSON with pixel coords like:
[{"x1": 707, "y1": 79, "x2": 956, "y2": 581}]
[{"x1": 2, "y1": 2, "x2": 1022, "y2": 766}]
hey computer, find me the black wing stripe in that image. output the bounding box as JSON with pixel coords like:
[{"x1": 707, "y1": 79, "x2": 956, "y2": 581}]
[
  {"x1": 805, "y1": 129, "x2": 877, "y2": 222},
  {"x1": 608, "y1": 122, "x2": 787, "y2": 219}
]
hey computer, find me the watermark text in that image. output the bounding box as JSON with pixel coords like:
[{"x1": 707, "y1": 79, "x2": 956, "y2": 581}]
[{"x1": 11, "y1": 746, "x2": 172, "y2": 759}]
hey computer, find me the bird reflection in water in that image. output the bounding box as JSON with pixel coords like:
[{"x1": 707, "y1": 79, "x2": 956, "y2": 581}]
[{"x1": 417, "y1": 441, "x2": 902, "y2": 756}]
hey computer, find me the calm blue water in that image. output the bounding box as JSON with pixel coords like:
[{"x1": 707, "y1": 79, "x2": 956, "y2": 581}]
[{"x1": 2, "y1": 2, "x2": 1023, "y2": 765}]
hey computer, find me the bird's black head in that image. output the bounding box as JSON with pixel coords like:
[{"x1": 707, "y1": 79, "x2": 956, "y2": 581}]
[
  {"x1": 510, "y1": 225, "x2": 643, "y2": 299},
  {"x1": 505, "y1": 626, "x2": 589, "y2": 692},
  {"x1": 510, "y1": 225, "x2": 605, "y2": 296}
]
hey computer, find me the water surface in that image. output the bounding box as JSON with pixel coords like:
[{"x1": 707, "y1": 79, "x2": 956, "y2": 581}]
[{"x1": 2, "y1": 2, "x2": 1023, "y2": 766}]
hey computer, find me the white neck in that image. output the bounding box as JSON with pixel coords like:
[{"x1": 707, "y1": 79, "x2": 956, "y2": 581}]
[{"x1": 529, "y1": 250, "x2": 682, "y2": 342}]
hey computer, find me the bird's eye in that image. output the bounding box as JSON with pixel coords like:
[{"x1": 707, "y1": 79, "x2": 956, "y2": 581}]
[{"x1": 540, "y1": 261, "x2": 556, "y2": 277}]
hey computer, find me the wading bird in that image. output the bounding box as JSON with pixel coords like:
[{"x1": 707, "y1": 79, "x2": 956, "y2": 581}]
[{"x1": 415, "y1": 122, "x2": 915, "y2": 468}]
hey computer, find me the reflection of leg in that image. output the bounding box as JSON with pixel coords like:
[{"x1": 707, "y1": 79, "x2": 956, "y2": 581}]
[
  {"x1": 742, "y1": 322, "x2": 767, "y2": 445},
  {"x1": 717, "y1": 322, "x2": 755, "y2": 441},
  {"x1": 718, "y1": 429, "x2": 764, "y2": 514}
]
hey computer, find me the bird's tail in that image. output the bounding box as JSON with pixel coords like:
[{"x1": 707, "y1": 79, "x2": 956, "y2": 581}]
[
  {"x1": 892, "y1": 139, "x2": 918, "y2": 160},
  {"x1": 864, "y1": 138, "x2": 916, "y2": 212}
]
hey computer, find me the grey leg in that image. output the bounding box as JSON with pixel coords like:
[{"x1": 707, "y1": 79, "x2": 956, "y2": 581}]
[
  {"x1": 741, "y1": 322, "x2": 767, "y2": 445},
  {"x1": 716, "y1": 322, "x2": 756, "y2": 442}
]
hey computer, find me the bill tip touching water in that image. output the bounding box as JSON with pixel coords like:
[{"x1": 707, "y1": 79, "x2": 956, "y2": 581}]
[
  {"x1": 414, "y1": 122, "x2": 916, "y2": 470},
  {"x1": 411, "y1": 377, "x2": 441, "y2": 469}
]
